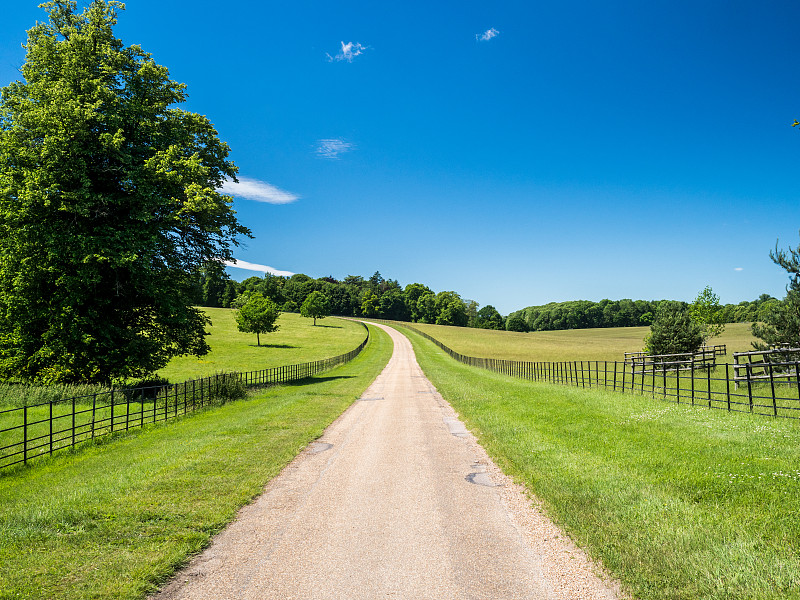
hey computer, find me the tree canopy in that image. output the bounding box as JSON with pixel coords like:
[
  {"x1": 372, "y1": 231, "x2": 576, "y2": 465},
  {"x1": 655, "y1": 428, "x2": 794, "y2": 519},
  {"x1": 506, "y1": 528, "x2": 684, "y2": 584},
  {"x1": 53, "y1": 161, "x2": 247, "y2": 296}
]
[
  {"x1": 0, "y1": 1, "x2": 250, "y2": 383},
  {"x1": 689, "y1": 286, "x2": 725, "y2": 343},
  {"x1": 300, "y1": 291, "x2": 330, "y2": 326},
  {"x1": 235, "y1": 292, "x2": 280, "y2": 346}
]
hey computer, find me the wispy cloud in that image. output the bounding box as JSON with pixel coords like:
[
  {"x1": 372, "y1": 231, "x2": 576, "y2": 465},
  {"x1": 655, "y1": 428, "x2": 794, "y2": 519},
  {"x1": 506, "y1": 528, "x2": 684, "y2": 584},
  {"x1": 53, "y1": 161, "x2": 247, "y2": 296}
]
[
  {"x1": 326, "y1": 41, "x2": 368, "y2": 63},
  {"x1": 734, "y1": 267, "x2": 744, "y2": 271},
  {"x1": 220, "y1": 177, "x2": 299, "y2": 204},
  {"x1": 224, "y1": 259, "x2": 295, "y2": 277},
  {"x1": 476, "y1": 28, "x2": 499, "y2": 42},
  {"x1": 315, "y1": 138, "x2": 354, "y2": 159}
]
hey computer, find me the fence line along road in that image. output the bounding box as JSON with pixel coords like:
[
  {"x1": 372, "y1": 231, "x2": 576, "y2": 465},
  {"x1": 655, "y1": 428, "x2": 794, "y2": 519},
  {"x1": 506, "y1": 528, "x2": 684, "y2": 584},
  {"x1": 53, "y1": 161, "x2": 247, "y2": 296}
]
[
  {"x1": 0, "y1": 322, "x2": 369, "y2": 472},
  {"x1": 377, "y1": 321, "x2": 800, "y2": 420}
]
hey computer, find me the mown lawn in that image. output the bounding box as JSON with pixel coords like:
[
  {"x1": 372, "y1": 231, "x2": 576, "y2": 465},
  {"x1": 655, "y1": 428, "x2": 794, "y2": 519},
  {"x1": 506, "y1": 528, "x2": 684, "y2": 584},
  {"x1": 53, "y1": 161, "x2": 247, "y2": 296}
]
[
  {"x1": 158, "y1": 309, "x2": 367, "y2": 382},
  {"x1": 0, "y1": 323, "x2": 392, "y2": 600},
  {"x1": 398, "y1": 324, "x2": 800, "y2": 600},
  {"x1": 405, "y1": 321, "x2": 757, "y2": 363}
]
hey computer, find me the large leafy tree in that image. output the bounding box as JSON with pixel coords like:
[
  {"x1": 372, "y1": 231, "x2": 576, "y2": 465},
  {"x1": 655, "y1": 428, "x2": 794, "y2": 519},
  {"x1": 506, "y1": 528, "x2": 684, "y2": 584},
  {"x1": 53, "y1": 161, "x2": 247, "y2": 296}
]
[
  {"x1": 300, "y1": 291, "x2": 330, "y2": 326},
  {"x1": 689, "y1": 285, "x2": 726, "y2": 343},
  {"x1": 0, "y1": 1, "x2": 250, "y2": 383},
  {"x1": 475, "y1": 305, "x2": 504, "y2": 330},
  {"x1": 235, "y1": 293, "x2": 280, "y2": 346}
]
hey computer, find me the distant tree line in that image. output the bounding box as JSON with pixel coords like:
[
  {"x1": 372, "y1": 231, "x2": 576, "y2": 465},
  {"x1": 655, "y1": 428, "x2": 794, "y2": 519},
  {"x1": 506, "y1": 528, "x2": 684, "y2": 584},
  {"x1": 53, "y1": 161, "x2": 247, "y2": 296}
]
[
  {"x1": 191, "y1": 268, "x2": 507, "y2": 330},
  {"x1": 506, "y1": 294, "x2": 778, "y2": 333},
  {"x1": 192, "y1": 265, "x2": 781, "y2": 334}
]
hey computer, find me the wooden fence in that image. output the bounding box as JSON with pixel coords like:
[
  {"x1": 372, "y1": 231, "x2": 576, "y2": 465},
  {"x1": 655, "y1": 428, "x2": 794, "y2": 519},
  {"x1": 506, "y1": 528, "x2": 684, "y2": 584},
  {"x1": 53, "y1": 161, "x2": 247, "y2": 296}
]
[
  {"x1": 389, "y1": 322, "x2": 800, "y2": 420},
  {"x1": 0, "y1": 323, "x2": 369, "y2": 472}
]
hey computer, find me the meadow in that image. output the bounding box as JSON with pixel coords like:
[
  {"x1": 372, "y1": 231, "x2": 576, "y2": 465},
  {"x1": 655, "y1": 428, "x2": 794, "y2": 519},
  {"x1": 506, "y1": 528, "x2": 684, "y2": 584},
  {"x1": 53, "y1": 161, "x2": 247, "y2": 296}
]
[
  {"x1": 397, "y1": 323, "x2": 800, "y2": 600},
  {"x1": 405, "y1": 321, "x2": 758, "y2": 363},
  {"x1": 0, "y1": 323, "x2": 393, "y2": 599},
  {"x1": 157, "y1": 309, "x2": 367, "y2": 381}
]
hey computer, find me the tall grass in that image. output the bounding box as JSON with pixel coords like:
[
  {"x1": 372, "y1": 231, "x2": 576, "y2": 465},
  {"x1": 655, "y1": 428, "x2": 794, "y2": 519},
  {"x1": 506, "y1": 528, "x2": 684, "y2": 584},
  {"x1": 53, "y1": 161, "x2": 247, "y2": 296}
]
[
  {"x1": 399, "y1": 324, "x2": 800, "y2": 600},
  {"x1": 0, "y1": 382, "x2": 109, "y2": 408}
]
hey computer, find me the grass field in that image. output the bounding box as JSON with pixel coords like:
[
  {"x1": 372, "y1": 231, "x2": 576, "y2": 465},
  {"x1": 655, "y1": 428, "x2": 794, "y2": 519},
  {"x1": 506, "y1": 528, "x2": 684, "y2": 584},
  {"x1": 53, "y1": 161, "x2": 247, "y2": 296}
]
[
  {"x1": 158, "y1": 309, "x2": 367, "y2": 382},
  {"x1": 404, "y1": 321, "x2": 758, "y2": 363},
  {"x1": 0, "y1": 323, "x2": 393, "y2": 600},
  {"x1": 398, "y1": 323, "x2": 800, "y2": 600}
]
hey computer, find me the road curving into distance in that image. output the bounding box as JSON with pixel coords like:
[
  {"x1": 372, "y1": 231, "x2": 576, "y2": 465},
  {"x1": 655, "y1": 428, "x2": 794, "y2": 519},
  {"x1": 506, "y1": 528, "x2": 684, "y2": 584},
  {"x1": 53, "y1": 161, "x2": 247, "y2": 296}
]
[{"x1": 154, "y1": 323, "x2": 622, "y2": 600}]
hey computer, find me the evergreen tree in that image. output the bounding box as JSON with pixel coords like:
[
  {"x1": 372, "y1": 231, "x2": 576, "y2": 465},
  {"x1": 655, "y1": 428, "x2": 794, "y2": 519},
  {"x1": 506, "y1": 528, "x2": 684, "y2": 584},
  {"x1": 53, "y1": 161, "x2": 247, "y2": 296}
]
[
  {"x1": 752, "y1": 237, "x2": 800, "y2": 355},
  {"x1": 644, "y1": 301, "x2": 703, "y2": 356}
]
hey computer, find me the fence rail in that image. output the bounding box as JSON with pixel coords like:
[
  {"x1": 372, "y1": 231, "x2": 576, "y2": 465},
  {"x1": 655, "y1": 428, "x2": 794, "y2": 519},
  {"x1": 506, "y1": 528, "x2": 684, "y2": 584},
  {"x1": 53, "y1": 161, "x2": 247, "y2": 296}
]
[
  {"x1": 0, "y1": 323, "x2": 369, "y2": 472},
  {"x1": 389, "y1": 322, "x2": 800, "y2": 420}
]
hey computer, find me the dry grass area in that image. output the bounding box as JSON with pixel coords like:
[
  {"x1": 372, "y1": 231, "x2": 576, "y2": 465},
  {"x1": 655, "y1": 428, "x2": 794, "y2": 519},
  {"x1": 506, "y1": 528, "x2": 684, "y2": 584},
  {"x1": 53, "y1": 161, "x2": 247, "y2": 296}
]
[{"x1": 405, "y1": 322, "x2": 758, "y2": 363}]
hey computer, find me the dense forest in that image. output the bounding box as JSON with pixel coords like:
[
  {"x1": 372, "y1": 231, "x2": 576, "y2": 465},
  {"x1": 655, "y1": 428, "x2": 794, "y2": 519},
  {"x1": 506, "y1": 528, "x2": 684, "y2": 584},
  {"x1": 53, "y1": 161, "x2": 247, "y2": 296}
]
[
  {"x1": 507, "y1": 295, "x2": 777, "y2": 332},
  {"x1": 193, "y1": 263, "x2": 775, "y2": 332}
]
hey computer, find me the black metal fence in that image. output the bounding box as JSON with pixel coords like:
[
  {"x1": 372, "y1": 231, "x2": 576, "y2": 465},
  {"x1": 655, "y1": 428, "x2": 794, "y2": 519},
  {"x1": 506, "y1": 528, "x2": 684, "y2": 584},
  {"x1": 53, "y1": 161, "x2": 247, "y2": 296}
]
[
  {"x1": 0, "y1": 323, "x2": 369, "y2": 471},
  {"x1": 395, "y1": 323, "x2": 800, "y2": 420}
]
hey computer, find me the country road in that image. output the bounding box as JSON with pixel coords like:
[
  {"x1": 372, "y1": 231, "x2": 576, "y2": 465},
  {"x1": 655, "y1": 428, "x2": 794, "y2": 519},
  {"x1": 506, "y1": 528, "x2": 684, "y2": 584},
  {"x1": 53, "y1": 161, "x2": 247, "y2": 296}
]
[{"x1": 154, "y1": 323, "x2": 621, "y2": 600}]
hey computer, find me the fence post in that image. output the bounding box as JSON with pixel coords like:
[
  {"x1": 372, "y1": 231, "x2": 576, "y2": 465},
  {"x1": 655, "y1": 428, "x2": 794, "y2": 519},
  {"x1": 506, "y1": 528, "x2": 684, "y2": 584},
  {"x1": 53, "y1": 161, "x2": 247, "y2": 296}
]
[
  {"x1": 588, "y1": 361, "x2": 592, "y2": 388},
  {"x1": 72, "y1": 397, "x2": 76, "y2": 448},
  {"x1": 640, "y1": 363, "x2": 645, "y2": 394},
  {"x1": 690, "y1": 356, "x2": 695, "y2": 406},
  {"x1": 613, "y1": 362, "x2": 618, "y2": 391},
  {"x1": 769, "y1": 363, "x2": 777, "y2": 417},
  {"x1": 746, "y1": 363, "x2": 753, "y2": 413},
  {"x1": 796, "y1": 363, "x2": 800, "y2": 409},
  {"x1": 651, "y1": 363, "x2": 656, "y2": 398},
  {"x1": 110, "y1": 390, "x2": 115, "y2": 433},
  {"x1": 726, "y1": 363, "x2": 731, "y2": 411},
  {"x1": 621, "y1": 361, "x2": 626, "y2": 392},
  {"x1": 707, "y1": 365, "x2": 712, "y2": 408},
  {"x1": 91, "y1": 394, "x2": 97, "y2": 439},
  {"x1": 23, "y1": 406, "x2": 27, "y2": 465},
  {"x1": 49, "y1": 401, "x2": 53, "y2": 456},
  {"x1": 125, "y1": 389, "x2": 130, "y2": 431}
]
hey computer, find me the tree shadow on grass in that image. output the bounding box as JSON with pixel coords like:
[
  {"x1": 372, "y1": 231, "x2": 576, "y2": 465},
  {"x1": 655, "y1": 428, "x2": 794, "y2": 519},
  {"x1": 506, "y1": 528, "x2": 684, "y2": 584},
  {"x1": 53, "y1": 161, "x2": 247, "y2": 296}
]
[
  {"x1": 313, "y1": 324, "x2": 343, "y2": 329},
  {"x1": 283, "y1": 375, "x2": 355, "y2": 387},
  {"x1": 248, "y1": 344, "x2": 297, "y2": 349}
]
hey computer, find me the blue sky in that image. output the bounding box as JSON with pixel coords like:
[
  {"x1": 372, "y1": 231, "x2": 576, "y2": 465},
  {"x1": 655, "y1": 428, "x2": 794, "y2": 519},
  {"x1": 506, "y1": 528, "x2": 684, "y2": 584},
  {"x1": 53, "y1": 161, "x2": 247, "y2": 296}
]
[{"x1": 2, "y1": 1, "x2": 799, "y2": 315}]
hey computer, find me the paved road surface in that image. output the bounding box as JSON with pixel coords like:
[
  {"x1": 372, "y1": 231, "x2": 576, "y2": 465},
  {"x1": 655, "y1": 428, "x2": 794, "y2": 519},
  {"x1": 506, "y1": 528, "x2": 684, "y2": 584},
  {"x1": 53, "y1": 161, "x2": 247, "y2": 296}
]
[{"x1": 155, "y1": 323, "x2": 621, "y2": 600}]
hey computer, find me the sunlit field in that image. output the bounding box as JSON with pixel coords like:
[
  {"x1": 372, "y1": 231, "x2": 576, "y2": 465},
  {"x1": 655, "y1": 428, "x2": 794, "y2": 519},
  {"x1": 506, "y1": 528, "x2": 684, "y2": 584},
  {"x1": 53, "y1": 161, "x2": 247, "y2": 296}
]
[
  {"x1": 158, "y1": 309, "x2": 367, "y2": 382},
  {"x1": 404, "y1": 321, "x2": 757, "y2": 363}
]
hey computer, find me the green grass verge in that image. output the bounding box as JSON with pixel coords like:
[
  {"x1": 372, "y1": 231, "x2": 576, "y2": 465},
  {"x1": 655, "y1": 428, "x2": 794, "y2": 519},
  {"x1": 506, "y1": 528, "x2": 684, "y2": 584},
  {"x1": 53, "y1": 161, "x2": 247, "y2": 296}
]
[
  {"x1": 158, "y1": 309, "x2": 367, "y2": 382},
  {"x1": 406, "y1": 321, "x2": 757, "y2": 363},
  {"x1": 0, "y1": 323, "x2": 392, "y2": 600},
  {"x1": 397, "y1": 324, "x2": 800, "y2": 600}
]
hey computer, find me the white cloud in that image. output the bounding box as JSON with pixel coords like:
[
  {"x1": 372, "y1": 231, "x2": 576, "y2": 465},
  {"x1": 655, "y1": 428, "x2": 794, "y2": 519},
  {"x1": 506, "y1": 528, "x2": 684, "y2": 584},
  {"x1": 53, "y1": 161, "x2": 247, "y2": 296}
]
[
  {"x1": 476, "y1": 28, "x2": 499, "y2": 42},
  {"x1": 224, "y1": 259, "x2": 295, "y2": 277},
  {"x1": 734, "y1": 267, "x2": 744, "y2": 271},
  {"x1": 327, "y1": 41, "x2": 368, "y2": 63},
  {"x1": 315, "y1": 138, "x2": 354, "y2": 159},
  {"x1": 220, "y1": 177, "x2": 299, "y2": 204}
]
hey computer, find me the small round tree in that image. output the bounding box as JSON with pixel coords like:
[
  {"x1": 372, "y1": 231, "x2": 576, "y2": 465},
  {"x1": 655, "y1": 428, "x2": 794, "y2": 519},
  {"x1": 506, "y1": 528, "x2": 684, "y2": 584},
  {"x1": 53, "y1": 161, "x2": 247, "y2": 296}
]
[
  {"x1": 235, "y1": 292, "x2": 280, "y2": 346},
  {"x1": 301, "y1": 291, "x2": 330, "y2": 326},
  {"x1": 644, "y1": 301, "x2": 703, "y2": 356}
]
